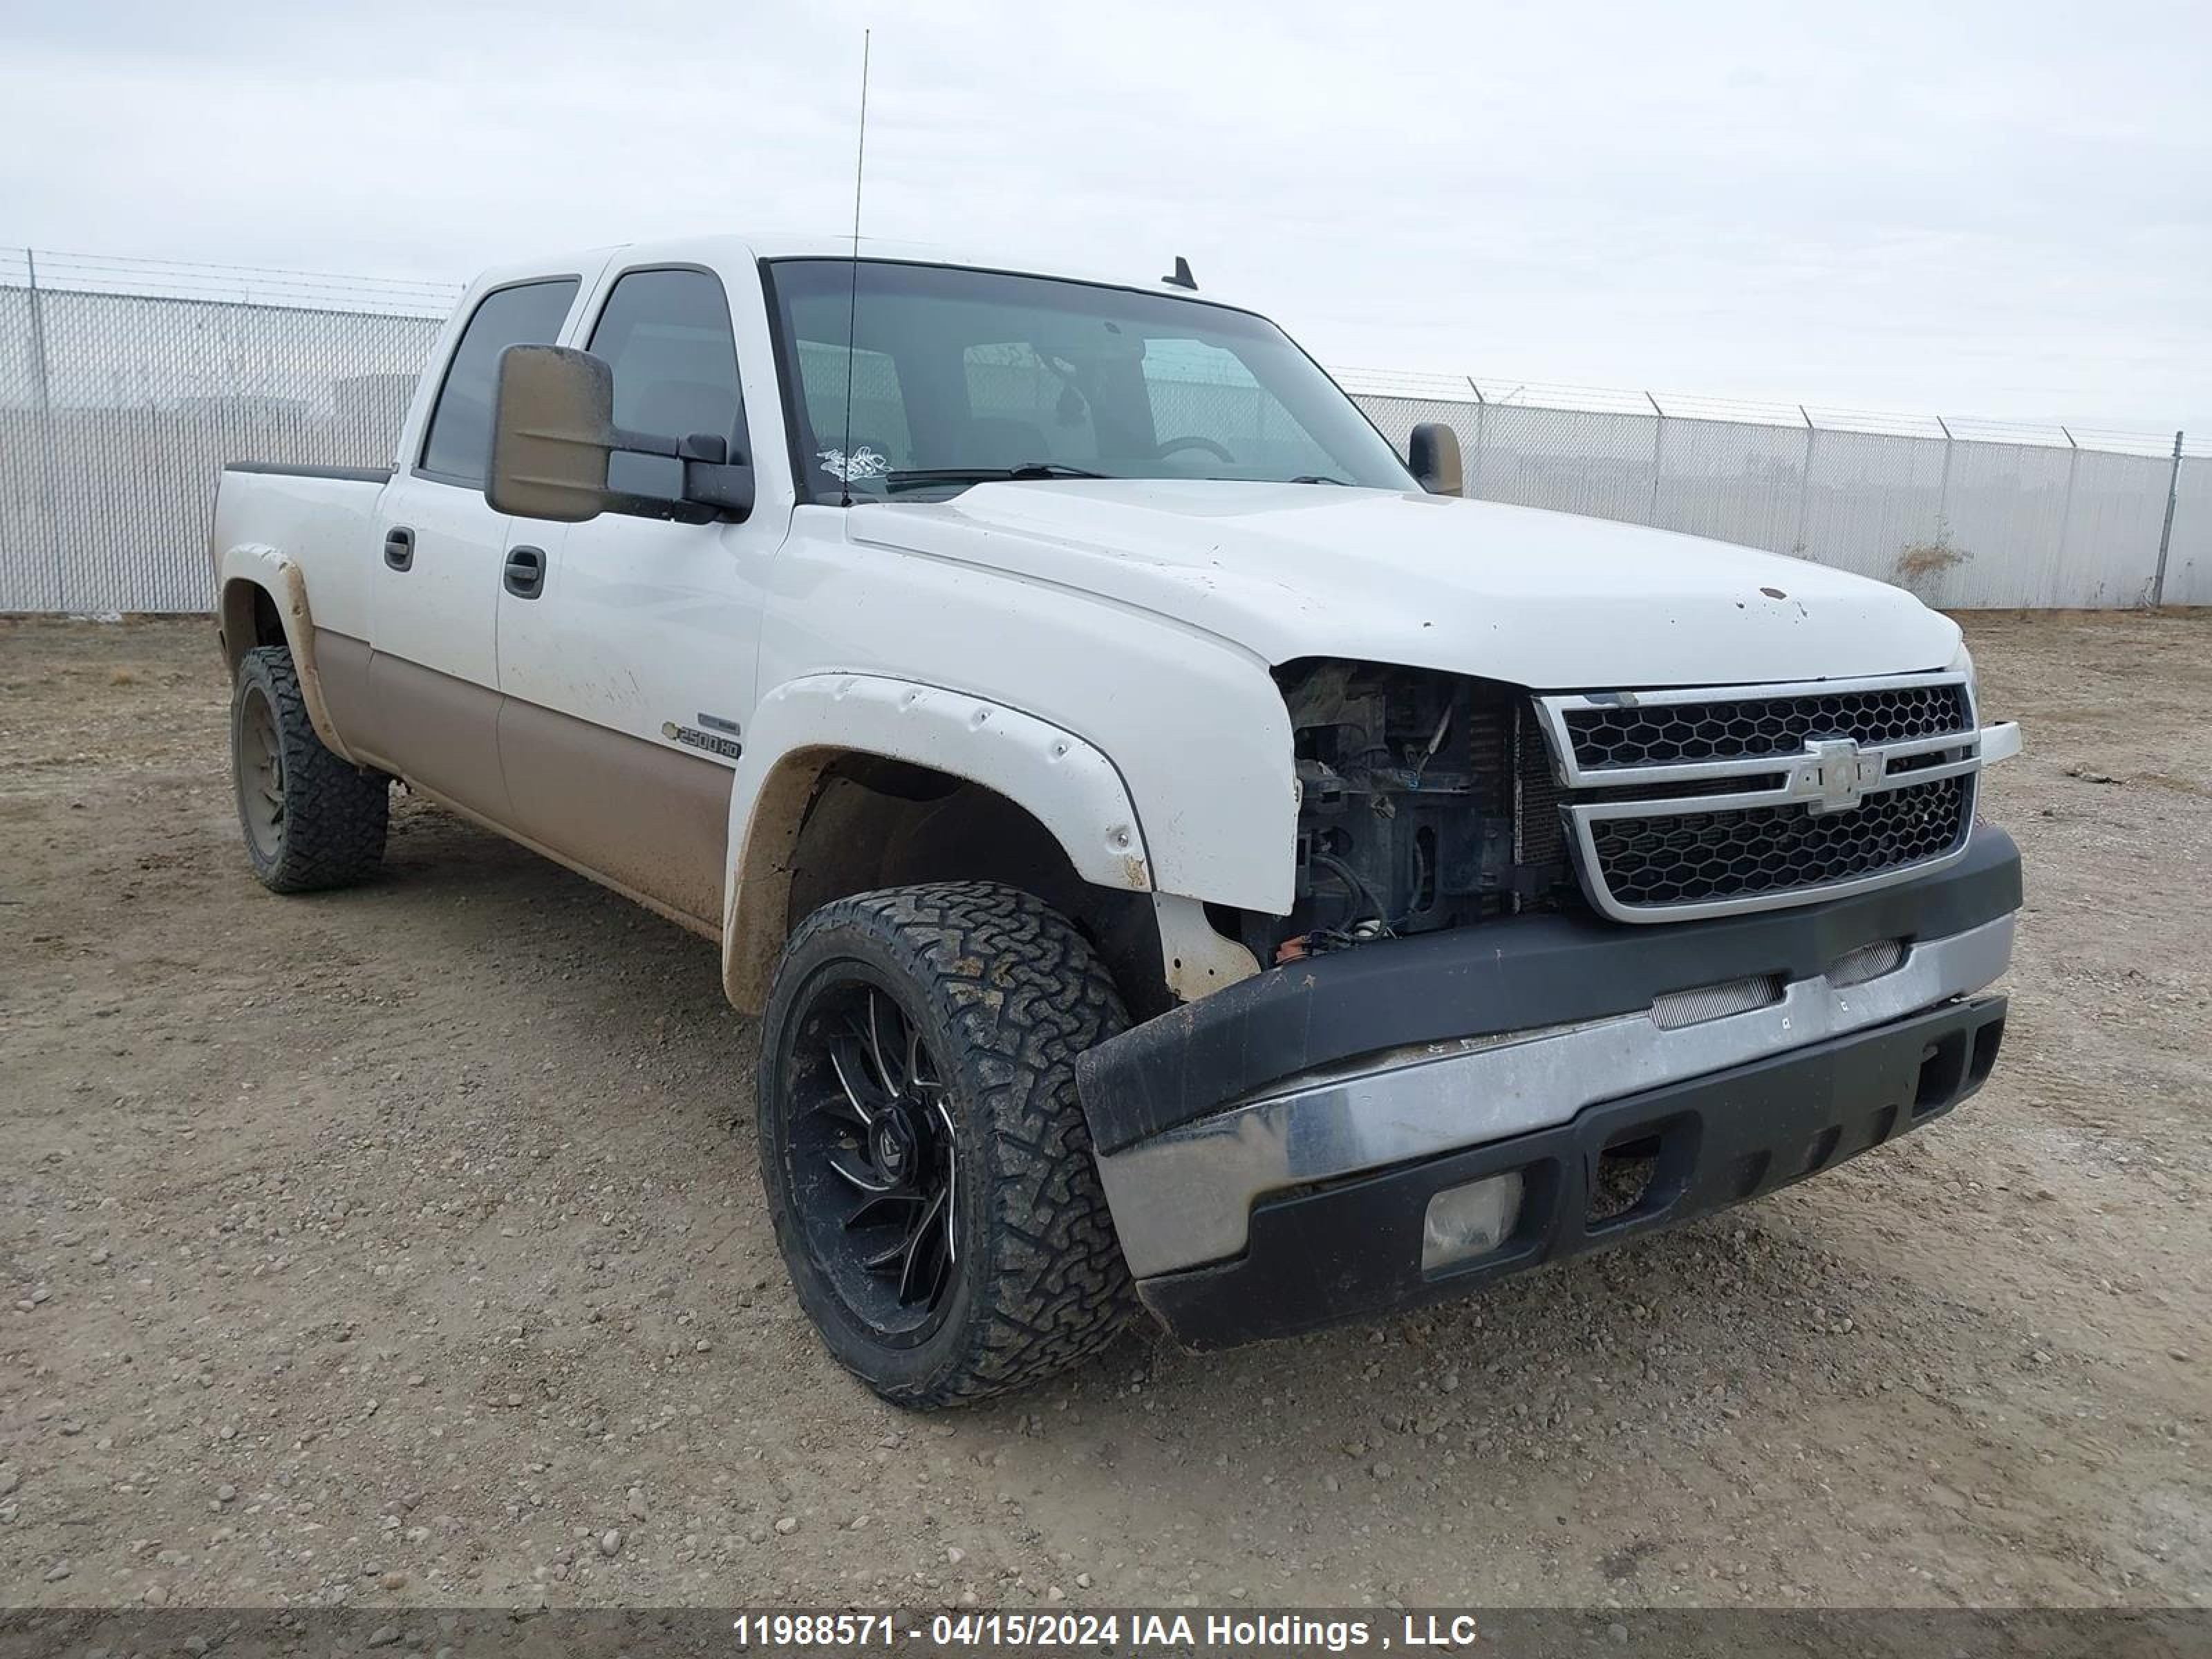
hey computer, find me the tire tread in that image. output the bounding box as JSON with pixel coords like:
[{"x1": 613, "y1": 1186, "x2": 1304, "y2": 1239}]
[
  {"x1": 765, "y1": 881, "x2": 1135, "y2": 1407},
  {"x1": 234, "y1": 645, "x2": 388, "y2": 892}
]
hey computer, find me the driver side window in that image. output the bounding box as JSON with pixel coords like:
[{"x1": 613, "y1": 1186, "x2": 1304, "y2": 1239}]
[{"x1": 587, "y1": 268, "x2": 745, "y2": 498}]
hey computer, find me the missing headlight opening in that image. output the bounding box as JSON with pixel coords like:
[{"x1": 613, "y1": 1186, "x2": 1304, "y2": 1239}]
[{"x1": 1251, "y1": 659, "x2": 1577, "y2": 966}]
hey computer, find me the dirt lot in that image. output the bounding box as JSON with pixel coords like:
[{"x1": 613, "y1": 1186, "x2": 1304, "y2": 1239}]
[{"x1": 1, "y1": 611, "x2": 2206, "y2": 1613}]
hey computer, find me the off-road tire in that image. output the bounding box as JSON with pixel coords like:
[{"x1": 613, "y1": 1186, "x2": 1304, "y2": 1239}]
[
  {"x1": 230, "y1": 645, "x2": 388, "y2": 893},
  {"x1": 758, "y1": 881, "x2": 1136, "y2": 1407}
]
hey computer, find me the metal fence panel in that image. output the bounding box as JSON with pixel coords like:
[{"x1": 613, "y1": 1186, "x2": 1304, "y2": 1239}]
[
  {"x1": 2165, "y1": 456, "x2": 2212, "y2": 606},
  {"x1": 0, "y1": 280, "x2": 48, "y2": 610},
  {"x1": 1650, "y1": 416, "x2": 1812, "y2": 558},
  {"x1": 1798, "y1": 427, "x2": 1951, "y2": 590},
  {"x1": 0, "y1": 251, "x2": 2202, "y2": 615},
  {"x1": 1, "y1": 259, "x2": 445, "y2": 613},
  {"x1": 1353, "y1": 388, "x2": 2197, "y2": 612},
  {"x1": 2047, "y1": 447, "x2": 2175, "y2": 608}
]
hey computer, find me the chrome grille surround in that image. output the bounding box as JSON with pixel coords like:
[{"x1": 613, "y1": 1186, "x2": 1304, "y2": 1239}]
[{"x1": 1532, "y1": 672, "x2": 1990, "y2": 923}]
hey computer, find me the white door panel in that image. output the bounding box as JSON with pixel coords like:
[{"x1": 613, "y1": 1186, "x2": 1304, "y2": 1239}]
[
  {"x1": 499, "y1": 261, "x2": 781, "y2": 756},
  {"x1": 493, "y1": 259, "x2": 785, "y2": 918},
  {"x1": 372, "y1": 272, "x2": 591, "y2": 688},
  {"x1": 368, "y1": 474, "x2": 506, "y2": 687},
  {"x1": 497, "y1": 515, "x2": 778, "y2": 746}
]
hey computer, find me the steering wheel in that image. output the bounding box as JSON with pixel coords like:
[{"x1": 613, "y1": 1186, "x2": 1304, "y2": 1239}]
[{"x1": 1154, "y1": 435, "x2": 1238, "y2": 465}]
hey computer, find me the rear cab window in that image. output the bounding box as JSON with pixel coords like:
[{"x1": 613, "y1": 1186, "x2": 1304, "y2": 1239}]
[{"x1": 417, "y1": 278, "x2": 580, "y2": 487}]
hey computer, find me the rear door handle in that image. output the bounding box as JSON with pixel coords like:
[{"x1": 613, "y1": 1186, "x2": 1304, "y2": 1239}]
[
  {"x1": 503, "y1": 545, "x2": 546, "y2": 599},
  {"x1": 382, "y1": 526, "x2": 415, "y2": 572}
]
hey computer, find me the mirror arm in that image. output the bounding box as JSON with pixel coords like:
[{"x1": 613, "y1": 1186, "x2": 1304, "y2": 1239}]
[
  {"x1": 680, "y1": 458, "x2": 755, "y2": 520},
  {"x1": 594, "y1": 428, "x2": 755, "y2": 521},
  {"x1": 505, "y1": 389, "x2": 753, "y2": 522},
  {"x1": 673, "y1": 431, "x2": 753, "y2": 521},
  {"x1": 607, "y1": 425, "x2": 682, "y2": 460}
]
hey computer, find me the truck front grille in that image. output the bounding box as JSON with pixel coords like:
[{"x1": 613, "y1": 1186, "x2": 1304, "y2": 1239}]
[
  {"x1": 1530, "y1": 673, "x2": 1986, "y2": 922},
  {"x1": 1587, "y1": 774, "x2": 1971, "y2": 910},
  {"x1": 1559, "y1": 682, "x2": 1971, "y2": 771}
]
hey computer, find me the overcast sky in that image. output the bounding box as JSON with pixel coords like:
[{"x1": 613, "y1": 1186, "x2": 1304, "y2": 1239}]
[{"x1": 4, "y1": 0, "x2": 2206, "y2": 433}]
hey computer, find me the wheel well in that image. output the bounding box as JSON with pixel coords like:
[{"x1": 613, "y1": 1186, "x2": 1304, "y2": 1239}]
[
  {"x1": 782, "y1": 756, "x2": 1172, "y2": 1022},
  {"x1": 219, "y1": 578, "x2": 288, "y2": 671}
]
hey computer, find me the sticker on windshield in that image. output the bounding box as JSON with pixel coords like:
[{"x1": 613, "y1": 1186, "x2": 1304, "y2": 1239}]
[{"x1": 817, "y1": 445, "x2": 890, "y2": 482}]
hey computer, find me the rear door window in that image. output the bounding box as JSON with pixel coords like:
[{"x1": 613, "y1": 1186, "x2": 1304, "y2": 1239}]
[{"x1": 418, "y1": 278, "x2": 579, "y2": 487}]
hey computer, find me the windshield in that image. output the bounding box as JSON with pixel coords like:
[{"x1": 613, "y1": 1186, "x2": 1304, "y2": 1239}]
[{"x1": 764, "y1": 259, "x2": 1416, "y2": 502}]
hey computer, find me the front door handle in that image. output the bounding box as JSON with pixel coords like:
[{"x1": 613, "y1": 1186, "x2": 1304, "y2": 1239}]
[
  {"x1": 383, "y1": 526, "x2": 415, "y2": 572},
  {"x1": 503, "y1": 545, "x2": 547, "y2": 599}
]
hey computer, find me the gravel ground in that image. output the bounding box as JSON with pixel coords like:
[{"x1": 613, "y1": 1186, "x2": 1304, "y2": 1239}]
[{"x1": 0, "y1": 610, "x2": 2206, "y2": 1612}]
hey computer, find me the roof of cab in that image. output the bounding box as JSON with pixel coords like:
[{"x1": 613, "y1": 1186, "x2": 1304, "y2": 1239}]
[{"x1": 462, "y1": 234, "x2": 1232, "y2": 308}]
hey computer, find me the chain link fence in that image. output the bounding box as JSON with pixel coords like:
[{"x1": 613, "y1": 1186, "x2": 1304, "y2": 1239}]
[
  {"x1": 0, "y1": 250, "x2": 451, "y2": 612},
  {"x1": 3, "y1": 248, "x2": 2206, "y2": 613},
  {"x1": 1347, "y1": 375, "x2": 2207, "y2": 610}
]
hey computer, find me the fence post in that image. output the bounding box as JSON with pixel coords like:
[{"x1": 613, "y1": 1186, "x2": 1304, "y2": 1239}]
[
  {"x1": 1645, "y1": 391, "x2": 1666, "y2": 525},
  {"x1": 1468, "y1": 376, "x2": 1488, "y2": 499},
  {"x1": 2153, "y1": 430, "x2": 2185, "y2": 606},
  {"x1": 1934, "y1": 415, "x2": 1954, "y2": 535},
  {"x1": 1793, "y1": 406, "x2": 1817, "y2": 555},
  {"x1": 24, "y1": 248, "x2": 66, "y2": 611},
  {"x1": 1460, "y1": 376, "x2": 1495, "y2": 500},
  {"x1": 2056, "y1": 427, "x2": 2080, "y2": 590}
]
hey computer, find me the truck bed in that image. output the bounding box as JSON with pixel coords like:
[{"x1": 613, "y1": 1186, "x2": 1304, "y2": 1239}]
[{"x1": 210, "y1": 461, "x2": 391, "y2": 648}]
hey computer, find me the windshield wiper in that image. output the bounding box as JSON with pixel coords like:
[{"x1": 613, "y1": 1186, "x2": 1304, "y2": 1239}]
[
  {"x1": 1288, "y1": 474, "x2": 1350, "y2": 486},
  {"x1": 881, "y1": 462, "x2": 1111, "y2": 491}
]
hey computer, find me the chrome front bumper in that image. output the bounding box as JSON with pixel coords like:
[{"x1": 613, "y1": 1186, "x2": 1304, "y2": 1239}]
[{"x1": 1096, "y1": 912, "x2": 2015, "y2": 1279}]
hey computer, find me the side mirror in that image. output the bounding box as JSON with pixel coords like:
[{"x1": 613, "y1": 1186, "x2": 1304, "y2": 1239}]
[
  {"x1": 1407, "y1": 422, "x2": 1463, "y2": 496},
  {"x1": 486, "y1": 344, "x2": 755, "y2": 524},
  {"x1": 487, "y1": 344, "x2": 618, "y2": 522}
]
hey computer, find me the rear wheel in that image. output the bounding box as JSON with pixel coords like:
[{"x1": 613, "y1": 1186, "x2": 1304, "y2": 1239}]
[
  {"x1": 757, "y1": 881, "x2": 1134, "y2": 1407},
  {"x1": 230, "y1": 646, "x2": 388, "y2": 892}
]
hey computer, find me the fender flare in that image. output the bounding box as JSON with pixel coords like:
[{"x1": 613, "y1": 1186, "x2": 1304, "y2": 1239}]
[
  {"x1": 721, "y1": 674, "x2": 1153, "y2": 1011},
  {"x1": 214, "y1": 549, "x2": 357, "y2": 764}
]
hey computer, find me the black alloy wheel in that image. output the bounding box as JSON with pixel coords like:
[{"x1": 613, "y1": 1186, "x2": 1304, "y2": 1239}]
[
  {"x1": 756, "y1": 883, "x2": 1136, "y2": 1407},
  {"x1": 782, "y1": 975, "x2": 962, "y2": 1338}
]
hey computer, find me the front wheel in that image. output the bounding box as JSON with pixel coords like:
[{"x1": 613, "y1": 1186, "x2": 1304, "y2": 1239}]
[{"x1": 757, "y1": 882, "x2": 1134, "y2": 1407}]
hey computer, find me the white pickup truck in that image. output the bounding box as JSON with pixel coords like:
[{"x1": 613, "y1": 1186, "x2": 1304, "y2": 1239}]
[{"x1": 210, "y1": 236, "x2": 2023, "y2": 1406}]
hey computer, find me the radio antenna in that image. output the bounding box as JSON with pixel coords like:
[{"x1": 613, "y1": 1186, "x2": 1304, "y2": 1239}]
[{"x1": 838, "y1": 28, "x2": 872, "y2": 510}]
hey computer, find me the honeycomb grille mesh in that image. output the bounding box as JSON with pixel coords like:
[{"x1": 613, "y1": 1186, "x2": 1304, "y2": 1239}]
[
  {"x1": 1588, "y1": 776, "x2": 1971, "y2": 910},
  {"x1": 1563, "y1": 682, "x2": 1971, "y2": 771}
]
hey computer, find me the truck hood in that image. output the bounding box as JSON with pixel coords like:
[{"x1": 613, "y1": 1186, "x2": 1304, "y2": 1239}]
[{"x1": 849, "y1": 480, "x2": 1960, "y2": 688}]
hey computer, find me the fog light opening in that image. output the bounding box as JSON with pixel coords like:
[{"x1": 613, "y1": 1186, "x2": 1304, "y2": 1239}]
[
  {"x1": 1587, "y1": 1136, "x2": 1660, "y2": 1226},
  {"x1": 1421, "y1": 1171, "x2": 1525, "y2": 1272}
]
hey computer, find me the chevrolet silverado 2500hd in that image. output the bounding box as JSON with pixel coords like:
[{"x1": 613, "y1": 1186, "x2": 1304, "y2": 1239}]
[{"x1": 211, "y1": 237, "x2": 2024, "y2": 1406}]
